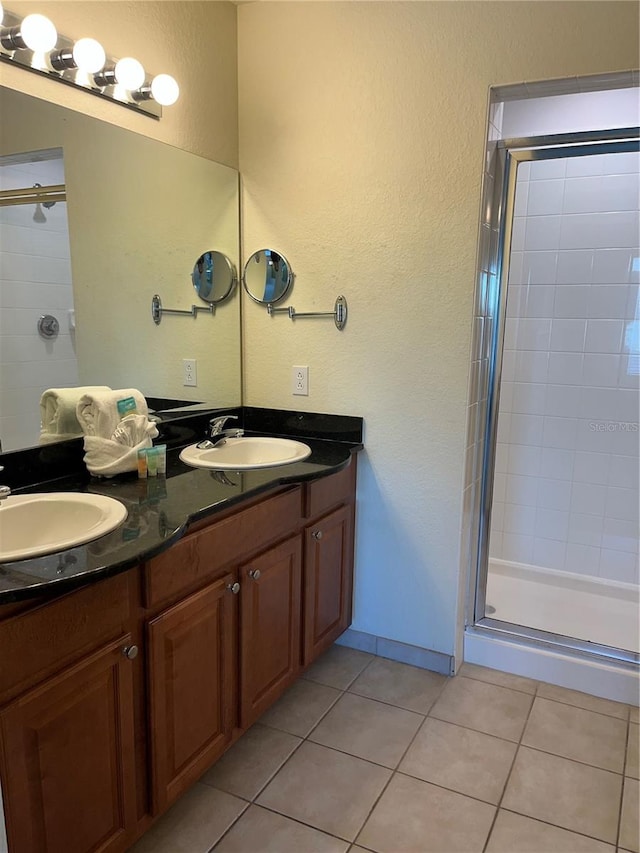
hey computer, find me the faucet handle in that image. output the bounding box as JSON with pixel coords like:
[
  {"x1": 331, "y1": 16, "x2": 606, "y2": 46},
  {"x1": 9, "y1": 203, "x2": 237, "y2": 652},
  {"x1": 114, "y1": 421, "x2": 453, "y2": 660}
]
[
  {"x1": 0, "y1": 485, "x2": 11, "y2": 502},
  {"x1": 209, "y1": 414, "x2": 238, "y2": 437}
]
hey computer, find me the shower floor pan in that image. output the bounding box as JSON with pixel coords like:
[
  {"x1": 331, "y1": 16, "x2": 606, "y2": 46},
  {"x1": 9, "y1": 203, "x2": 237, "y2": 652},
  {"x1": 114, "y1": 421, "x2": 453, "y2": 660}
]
[{"x1": 487, "y1": 559, "x2": 639, "y2": 655}]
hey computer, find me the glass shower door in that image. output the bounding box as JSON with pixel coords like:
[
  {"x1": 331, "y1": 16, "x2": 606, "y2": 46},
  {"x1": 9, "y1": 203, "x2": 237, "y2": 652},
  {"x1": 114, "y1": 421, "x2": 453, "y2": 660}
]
[{"x1": 483, "y1": 141, "x2": 639, "y2": 656}]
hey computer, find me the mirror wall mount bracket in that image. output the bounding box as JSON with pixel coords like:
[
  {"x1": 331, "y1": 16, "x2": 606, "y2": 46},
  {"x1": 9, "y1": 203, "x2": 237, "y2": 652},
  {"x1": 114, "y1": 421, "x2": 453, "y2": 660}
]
[
  {"x1": 267, "y1": 295, "x2": 348, "y2": 331},
  {"x1": 0, "y1": 8, "x2": 179, "y2": 119},
  {"x1": 151, "y1": 294, "x2": 215, "y2": 326}
]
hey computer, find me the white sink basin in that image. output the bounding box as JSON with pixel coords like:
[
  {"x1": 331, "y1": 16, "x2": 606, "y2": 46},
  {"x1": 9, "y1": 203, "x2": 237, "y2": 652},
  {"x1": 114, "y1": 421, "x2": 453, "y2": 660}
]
[
  {"x1": 180, "y1": 436, "x2": 312, "y2": 470},
  {"x1": 0, "y1": 493, "x2": 128, "y2": 563}
]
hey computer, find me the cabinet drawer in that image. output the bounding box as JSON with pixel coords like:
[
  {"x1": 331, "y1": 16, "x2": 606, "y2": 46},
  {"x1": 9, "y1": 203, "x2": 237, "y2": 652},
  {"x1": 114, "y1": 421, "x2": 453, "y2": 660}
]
[
  {"x1": 0, "y1": 571, "x2": 135, "y2": 705},
  {"x1": 303, "y1": 458, "x2": 356, "y2": 520},
  {"x1": 144, "y1": 487, "x2": 302, "y2": 609}
]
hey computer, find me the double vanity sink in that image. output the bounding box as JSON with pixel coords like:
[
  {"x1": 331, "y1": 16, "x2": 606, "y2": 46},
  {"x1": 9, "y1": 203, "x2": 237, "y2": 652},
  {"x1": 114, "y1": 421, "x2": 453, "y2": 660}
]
[{"x1": 0, "y1": 437, "x2": 312, "y2": 566}]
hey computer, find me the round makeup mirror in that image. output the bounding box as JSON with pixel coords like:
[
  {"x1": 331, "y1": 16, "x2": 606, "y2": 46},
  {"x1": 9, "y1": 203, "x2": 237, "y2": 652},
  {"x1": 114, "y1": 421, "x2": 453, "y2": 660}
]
[
  {"x1": 191, "y1": 251, "x2": 237, "y2": 304},
  {"x1": 242, "y1": 249, "x2": 293, "y2": 305}
]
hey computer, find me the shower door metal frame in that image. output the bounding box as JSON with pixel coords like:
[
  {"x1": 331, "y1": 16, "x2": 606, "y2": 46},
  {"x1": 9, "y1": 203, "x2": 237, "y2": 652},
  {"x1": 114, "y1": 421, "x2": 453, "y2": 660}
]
[{"x1": 470, "y1": 126, "x2": 640, "y2": 668}]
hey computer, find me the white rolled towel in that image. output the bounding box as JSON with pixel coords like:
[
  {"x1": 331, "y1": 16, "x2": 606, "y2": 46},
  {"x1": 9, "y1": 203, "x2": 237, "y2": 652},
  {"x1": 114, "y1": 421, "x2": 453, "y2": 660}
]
[
  {"x1": 40, "y1": 386, "x2": 111, "y2": 442},
  {"x1": 76, "y1": 389, "x2": 149, "y2": 439}
]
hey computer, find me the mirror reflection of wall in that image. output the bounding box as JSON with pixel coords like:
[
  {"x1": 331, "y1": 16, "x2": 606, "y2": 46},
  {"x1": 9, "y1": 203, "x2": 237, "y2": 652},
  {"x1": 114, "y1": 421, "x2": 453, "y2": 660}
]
[
  {"x1": 0, "y1": 149, "x2": 76, "y2": 451},
  {"x1": 0, "y1": 87, "x2": 241, "y2": 454}
]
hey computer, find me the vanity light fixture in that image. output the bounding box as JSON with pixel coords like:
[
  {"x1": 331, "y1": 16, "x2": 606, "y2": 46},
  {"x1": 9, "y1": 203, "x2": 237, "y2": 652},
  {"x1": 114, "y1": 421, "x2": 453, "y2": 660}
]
[
  {"x1": 0, "y1": 10, "x2": 57, "y2": 52},
  {"x1": 50, "y1": 37, "x2": 106, "y2": 74},
  {"x1": 0, "y1": 6, "x2": 180, "y2": 118}
]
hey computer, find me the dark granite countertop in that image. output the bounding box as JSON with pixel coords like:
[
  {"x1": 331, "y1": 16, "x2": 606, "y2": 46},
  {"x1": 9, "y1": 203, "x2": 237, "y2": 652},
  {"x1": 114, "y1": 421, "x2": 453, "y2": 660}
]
[{"x1": 0, "y1": 408, "x2": 363, "y2": 605}]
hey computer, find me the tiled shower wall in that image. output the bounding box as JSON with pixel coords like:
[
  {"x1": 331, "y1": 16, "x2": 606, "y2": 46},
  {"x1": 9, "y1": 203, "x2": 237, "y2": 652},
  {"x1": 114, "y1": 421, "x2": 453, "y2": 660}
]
[
  {"x1": 489, "y1": 151, "x2": 640, "y2": 585},
  {"x1": 0, "y1": 154, "x2": 77, "y2": 451}
]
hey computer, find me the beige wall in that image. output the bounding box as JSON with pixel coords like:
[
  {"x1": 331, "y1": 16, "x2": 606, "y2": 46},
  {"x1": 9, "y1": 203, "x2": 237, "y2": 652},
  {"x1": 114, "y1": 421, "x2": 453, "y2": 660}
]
[
  {"x1": 2, "y1": 1, "x2": 238, "y2": 168},
  {"x1": 237, "y1": 2, "x2": 639, "y2": 658}
]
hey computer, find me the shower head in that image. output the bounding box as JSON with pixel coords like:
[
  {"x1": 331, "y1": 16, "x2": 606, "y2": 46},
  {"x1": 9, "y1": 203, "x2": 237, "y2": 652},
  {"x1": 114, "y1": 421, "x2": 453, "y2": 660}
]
[
  {"x1": 31, "y1": 182, "x2": 52, "y2": 222},
  {"x1": 33, "y1": 202, "x2": 46, "y2": 223}
]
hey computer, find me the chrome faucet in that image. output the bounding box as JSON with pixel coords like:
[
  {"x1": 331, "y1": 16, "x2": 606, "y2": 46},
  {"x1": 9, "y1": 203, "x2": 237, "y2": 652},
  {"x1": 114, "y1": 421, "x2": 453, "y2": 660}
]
[
  {"x1": 0, "y1": 467, "x2": 10, "y2": 504},
  {"x1": 197, "y1": 415, "x2": 243, "y2": 449}
]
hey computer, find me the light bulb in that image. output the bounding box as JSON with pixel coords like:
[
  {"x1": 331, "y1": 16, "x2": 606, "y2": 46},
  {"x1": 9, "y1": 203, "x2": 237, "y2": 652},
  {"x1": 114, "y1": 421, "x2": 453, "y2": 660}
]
[
  {"x1": 114, "y1": 56, "x2": 145, "y2": 90},
  {"x1": 151, "y1": 73, "x2": 179, "y2": 106},
  {"x1": 20, "y1": 14, "x2": 57, "y2": 52},
  {"x1": 72, "y1": 37, "x2": 105, "y2": 73}
]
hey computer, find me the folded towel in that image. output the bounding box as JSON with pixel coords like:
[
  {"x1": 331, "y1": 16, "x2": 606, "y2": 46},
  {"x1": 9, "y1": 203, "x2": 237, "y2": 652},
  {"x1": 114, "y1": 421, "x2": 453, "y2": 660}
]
[
  {"x1": 76, "y1": 389, "x2": 149, "y2": 439},
  {"x1": 113, "y1": 414, "x2": 158, "y2": 448},
  {"x1": 40, "y1": 386, "x2": 111, "y2": 442},
  {"x1": 82, "y1": 430, "x2": 158, "y2": 478}
]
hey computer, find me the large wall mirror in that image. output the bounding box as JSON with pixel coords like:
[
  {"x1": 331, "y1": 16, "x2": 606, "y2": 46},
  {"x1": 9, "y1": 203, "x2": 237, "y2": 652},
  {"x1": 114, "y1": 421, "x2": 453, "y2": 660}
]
[{"x1": 0, "y1": 87, "x2": 241, "y2": 453}]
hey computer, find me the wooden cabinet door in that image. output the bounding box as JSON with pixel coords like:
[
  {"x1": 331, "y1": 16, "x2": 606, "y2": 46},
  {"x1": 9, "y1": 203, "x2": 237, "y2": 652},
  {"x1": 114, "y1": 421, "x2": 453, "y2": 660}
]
[
  {"x1": 0, "y1": 636, "x2": 137, "y2": 853},
  {"x1": 240, "y1": 537, "x2": 302, "y2": 729},
  {"x1": 147, "y1": 574, "x2": 236, "y2": 813},
  {"x1": 303, "y1": 504, "x2": 354, "y2": 665}
]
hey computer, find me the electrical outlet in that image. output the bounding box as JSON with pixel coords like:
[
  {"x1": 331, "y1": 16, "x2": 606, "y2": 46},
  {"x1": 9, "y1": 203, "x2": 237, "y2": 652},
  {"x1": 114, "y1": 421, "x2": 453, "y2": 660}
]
[
  {"x1": 183, "y1": 358, "x2": 197, "y2": 387},
  {"x1": 292, "y1": 365, "x2": 309, "y2": 396}
]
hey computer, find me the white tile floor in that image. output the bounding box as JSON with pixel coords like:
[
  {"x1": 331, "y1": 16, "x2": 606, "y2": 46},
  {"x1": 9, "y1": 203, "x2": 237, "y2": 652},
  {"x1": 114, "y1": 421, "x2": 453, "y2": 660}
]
[{"x1": 130, "y1": 646, "x2": 640, "y2": 853}]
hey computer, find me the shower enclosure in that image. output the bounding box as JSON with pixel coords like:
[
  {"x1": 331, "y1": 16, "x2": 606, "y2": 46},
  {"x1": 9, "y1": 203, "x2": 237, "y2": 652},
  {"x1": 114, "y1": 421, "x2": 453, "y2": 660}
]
[
  {"x1": 465, "y1": 79, "x2": 639, "y2": 699},
  {"x1": 0, "y1": 149, "x2": 76, "y2": 451}
]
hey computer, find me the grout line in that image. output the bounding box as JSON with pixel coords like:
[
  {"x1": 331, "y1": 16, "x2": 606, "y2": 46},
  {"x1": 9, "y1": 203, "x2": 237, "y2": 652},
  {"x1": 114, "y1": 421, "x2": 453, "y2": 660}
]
[
  {"x1": 426, "y1": 709, "x2": 524, "y2": 744},
  {"x1": 481, "y1": 679, "x2": 539, "y2": 853},
  {"x1": 532, "y1": 691, "x2": 632, "y2": 722},
  {"x1": 205, "y1": 796, "x2": 251, "y2": 853},
  {"x1": 458, "y1": 669, "x2": 540, "y2": 697},
  {"x1": 206, "y1": 676, "x2": 347, "y2": 852},
  {"x1": 517, "y1": 742, "x2": 627, "y2": 777},
  {"x1": 616, "y1": 717, "x2": 631, "y2": 849},
  {"x1": 301, "y1": 651, "x2": 377, "y2": 692},
  {"x1": 499, "y1": 806, "x2": 621, "y2": 848},
  {"x1": 347, "y1": 676, "x2": 455, "y2": 849},
  {"x1": 210, "y1": 799, "x2": 355, "y2": 850},
  {"x1": 346, "y1": 682, "x2": 447, "y2": 715}
]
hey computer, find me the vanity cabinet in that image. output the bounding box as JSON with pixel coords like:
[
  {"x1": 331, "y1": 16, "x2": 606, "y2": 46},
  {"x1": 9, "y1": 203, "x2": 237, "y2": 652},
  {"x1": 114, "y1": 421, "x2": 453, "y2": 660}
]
[
  {"x1": 303, "y1": 503, "x2": 354, "y2": 665},
  {"x1": 147, "y1": 572, "x2": 237, "y2": 813},
  {"x1": 239, "y1": 536, "x2": 303, "y2": 728},
  {"x1": 0, "y1": 572, "x2": 140, "y2": 853},
  {"x1": 0, "y1": 638, "x2": 138, "y2": 853},
  {"x1": 0, "y1": 457, "x2": 357, "y2": 853}
]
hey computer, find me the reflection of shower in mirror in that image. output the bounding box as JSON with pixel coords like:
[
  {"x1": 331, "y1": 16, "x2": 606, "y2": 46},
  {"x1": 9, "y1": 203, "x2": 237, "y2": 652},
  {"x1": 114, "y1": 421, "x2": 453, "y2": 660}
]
[
  {"x1": 32, "y1": 182, "x2": 57, "y2": 222},
  {"x1": 0, "y1": 148, "x2": 78, "y2": 451}
]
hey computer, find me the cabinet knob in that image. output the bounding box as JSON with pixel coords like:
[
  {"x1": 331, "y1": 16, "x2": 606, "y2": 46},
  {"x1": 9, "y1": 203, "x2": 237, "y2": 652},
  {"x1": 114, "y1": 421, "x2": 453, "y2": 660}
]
[
  {"x1": 122, "y1": 645, "x2": 138, "y2": 660},
  {"x1": 227, "y1": 581, "x2": 240, "y2": 595},
  {"x1": 312, "y1": 530, "x2": 323, "y2": 540},
  {"x1": 248, "y1": 569, "x2": 261, "y2": 580}
]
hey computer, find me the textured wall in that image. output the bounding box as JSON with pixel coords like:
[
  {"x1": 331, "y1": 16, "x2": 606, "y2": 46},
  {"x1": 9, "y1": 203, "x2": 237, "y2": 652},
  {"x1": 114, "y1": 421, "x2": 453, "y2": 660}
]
[
  {"x1": 2, "y1": 1, "x2": 238, "y2": 168},
  {"x1": 238, "y1": 1, "x2": 640, "y2": 657}
]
